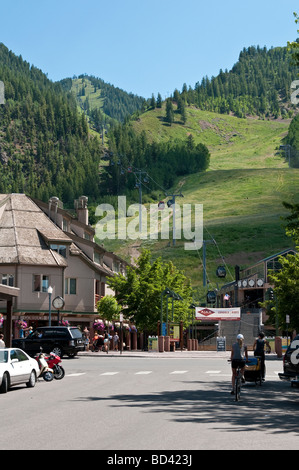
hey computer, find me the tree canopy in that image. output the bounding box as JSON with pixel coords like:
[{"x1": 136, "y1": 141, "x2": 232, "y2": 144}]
[
  {"x1": 266, "y1": 202, "x2": 299, "y2": 331},
  {"x1": 106, "y1": 249, "x2": 193, "y2": 331}
]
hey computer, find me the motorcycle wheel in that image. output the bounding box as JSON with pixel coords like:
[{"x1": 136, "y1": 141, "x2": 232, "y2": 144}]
[
  {"x1": 42, "y1": 371, "x2": 54, "y2": 382},
  {"x1": 54, "y1": 365, "x2": 65, "y2": 380}
]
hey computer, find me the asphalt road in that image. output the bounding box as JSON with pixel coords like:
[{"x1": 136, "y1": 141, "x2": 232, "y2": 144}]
[{"x1": 0, "y1": 353, "x2": 298, "y2": 451}]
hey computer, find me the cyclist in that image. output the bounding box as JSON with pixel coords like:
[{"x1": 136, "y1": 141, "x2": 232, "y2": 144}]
[
  {"x1": 230, "y1": 334, "x2": 248, "y2": 394},
  {"x1": 253, "y1": 332, "x2": 270, "y2": 381}
]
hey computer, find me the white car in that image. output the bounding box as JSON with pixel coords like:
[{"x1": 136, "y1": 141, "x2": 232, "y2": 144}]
[{"x1": 0, "y1": 348, "x2": 40, "y2": 393}]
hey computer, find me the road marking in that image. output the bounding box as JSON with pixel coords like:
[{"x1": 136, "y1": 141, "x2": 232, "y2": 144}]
[
  {"x1": 66, "y1": 373, "x2": 86, "y2": 377},
  {"x1": 206, "y1": 370, "x2": 221, "y2": 374},
  {"x1": 170, "y1": 370, "x2": 188, "y2": 374},
  {"x1": 100, "y1": 372, "x2": 119, "y2": 376},
  {"x1": 135, "y1": 371, "x2": 152, "y2": 375}
]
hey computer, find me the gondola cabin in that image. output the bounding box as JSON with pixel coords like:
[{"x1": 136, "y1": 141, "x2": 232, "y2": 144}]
[{"x1": 216, "y1": 265, "x2": 226, "y2": 278}]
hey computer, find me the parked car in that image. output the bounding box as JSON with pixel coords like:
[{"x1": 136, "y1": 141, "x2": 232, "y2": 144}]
[
  {"x1": 12, "y1": 326, "x2": 84, "y2": 358},
  {"x1": 279, "y1": 335, "x2": 299, "y2": 386},
  {"x1": 0, "y1": 348, "x2": 40, "y2": 393}
]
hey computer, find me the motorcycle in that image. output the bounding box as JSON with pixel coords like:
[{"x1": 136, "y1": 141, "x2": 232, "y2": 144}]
[
  {"x1": 45, "y1": 352, "x2": 65, "y2": 380},
  {"x1": 35, "y1": 350, "x2": 54, "y2": 382}
]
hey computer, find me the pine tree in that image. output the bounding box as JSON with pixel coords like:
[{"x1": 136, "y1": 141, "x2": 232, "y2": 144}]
[
  {"x1": 156, "y1": 93, "x2": 162, "y2": 108},
  {"x1": 165, "y1": 98, "x2": 174, "y2": 126},
  {"x1": 150, "y1": 94, "x2": 156, "y2": 109}
]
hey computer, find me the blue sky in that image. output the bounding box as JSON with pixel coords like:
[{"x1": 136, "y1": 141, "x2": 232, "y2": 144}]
[{"x1": 1, "y1": 0, "x2": 298, "y2": 99}]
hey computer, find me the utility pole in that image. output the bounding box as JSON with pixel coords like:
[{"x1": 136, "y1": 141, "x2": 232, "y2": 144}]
[
  {"x1": 166, "y1": 193, "x2": 184, "y2": 246},
  {"x1": 202, "y1": 239, "x2": 215, "y2": 287}
]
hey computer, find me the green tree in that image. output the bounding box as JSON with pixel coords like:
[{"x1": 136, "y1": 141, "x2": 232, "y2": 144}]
[
  {"x1": 150, "y1": 93, "x2": 156, "y2": 109},
  {"x1": 287, "y1": 12, "x2": 299, "y2": 66},
  {"x1": 165, "y1": 98, "x2": 174, "y2": 126},
  {"x1": 265, "y1": 202, "x2": 299, "y2": 330},
  {"x1": 97, "y1": 295, "x2": 121, "y2": 321},
  {"x1": 156, "y1": 93, "x2": 162, "y2": 108},
  {"x1": 107, "y1": 249, "x2": 193, "y2": 331},
  {"x1": 268, "y1": 251, "x2": 299, "y2": 331}
]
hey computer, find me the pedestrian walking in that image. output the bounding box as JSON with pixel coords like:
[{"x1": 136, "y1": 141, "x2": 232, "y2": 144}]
[
  {"x1": 253, "y1": 332, "x2": 270, "y2": 381},
  {"x1": 92, "y1": 332, "x2": 100, "y2": 352},
  {"x1": 83, "y1": 327, "x2": 90, "y2": 351},
  {"x1": 104, "y1": 332, "x2": 111, "y2": 354},
  {"x1": 0, "y1": 334, "x2": 5, "y2": 348},
  {"x1": 113, "y1": 332, "x2": 119, "y2": 351}
]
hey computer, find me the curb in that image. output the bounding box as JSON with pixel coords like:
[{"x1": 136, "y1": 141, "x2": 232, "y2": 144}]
[{"x1": 78, "y1": 350, "x2": 231, "y2": 359}]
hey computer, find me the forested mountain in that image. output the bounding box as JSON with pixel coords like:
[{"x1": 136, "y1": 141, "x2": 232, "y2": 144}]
[
  {"x1": 61, "y1": 75, "x2": 146, "y2": 128},
  {"x1": 0, "y1": 43, "x2": 103, "y2": 205},
  {"x1": 173, "y1": 45, "x2": 299, "y2": 119},
  {"x1": 0, "y1": 41, "x2": 298, "y2": 209},
  {"x1": 105, "y1": 125, "x2": 210, "y2": 195}
]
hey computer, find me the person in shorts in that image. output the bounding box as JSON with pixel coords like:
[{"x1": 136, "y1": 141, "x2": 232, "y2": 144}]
[
  {"x1": 230, "y1": 334, "x2": 248, "y2": 394},
  {"x1": 253, "y1": 332, "x2": 270, "y2": 381}
]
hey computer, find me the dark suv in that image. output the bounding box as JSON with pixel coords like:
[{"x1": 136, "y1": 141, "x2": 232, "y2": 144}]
[
  {"x1": 12, "y1": 326, "x2": 84, "y2": 358},
  {"x1": 279, "y1": 335, "x2": 299, "y2": 386}
]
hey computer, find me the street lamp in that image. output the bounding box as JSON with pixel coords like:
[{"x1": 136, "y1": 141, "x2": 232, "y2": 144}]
[
  {"x1": 48, "y1": 286, "x2": 53, "y2": 326},
  {"x1": 160, "y1": 288, "x2": 183, "y2": 335}
]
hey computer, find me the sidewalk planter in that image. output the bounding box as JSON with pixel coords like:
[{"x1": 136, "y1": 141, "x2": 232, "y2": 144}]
[
  {"x1": 164, "y1": 336, "x2": 170, "y2": 352},
  {"x1": 158, "y1": 335, "x2": 164, "y2": 352}
]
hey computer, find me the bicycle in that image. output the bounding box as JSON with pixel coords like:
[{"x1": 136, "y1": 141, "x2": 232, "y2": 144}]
[{"x1": 228, "y1": 360, "x2": 243, "y2": 401}]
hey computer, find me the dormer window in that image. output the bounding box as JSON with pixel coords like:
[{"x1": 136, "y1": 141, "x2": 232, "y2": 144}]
[{"x1": 50, "y1": 244, "x2": 67, "y2": 258}]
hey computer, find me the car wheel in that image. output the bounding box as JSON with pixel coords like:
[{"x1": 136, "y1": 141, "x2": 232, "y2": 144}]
[
  {"x1": 0, "y1": 372, "x2": 9, "y2": 393},
  {"x1": 26, "y1": 370, "x2": 37, "y2": 388},
  {"x1": 52, "y1": 346, "x2": 63, "y2": 358}
]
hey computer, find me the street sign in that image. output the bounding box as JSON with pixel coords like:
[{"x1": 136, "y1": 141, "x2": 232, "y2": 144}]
[{"x1": 217, "y1": 336, "x2": 226, "y2": 352}]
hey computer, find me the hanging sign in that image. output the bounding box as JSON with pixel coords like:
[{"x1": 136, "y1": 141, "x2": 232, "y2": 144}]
[{"x1": 195, "y1": 307, "x2": 240, "y2": 321}]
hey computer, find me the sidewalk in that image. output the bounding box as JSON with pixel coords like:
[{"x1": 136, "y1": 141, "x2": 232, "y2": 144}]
[
  {"x1": 78, "y1": 349, "x2": 231, "y2": 359},
  {"x1": 78, "y1": 349, "x2": 282, "y2": 360}
]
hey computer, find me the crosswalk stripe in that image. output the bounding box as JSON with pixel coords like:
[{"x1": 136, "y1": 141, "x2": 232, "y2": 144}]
[
  {"x1": 66, "y1": 373, "x2": 86, "y2": 377},
  {"x1": 100, "y1": 372, "x2": 119, "y2": 376},
  {"x1": 135, "y1": 371, "x2": 152, "y2": 375},
  {"x1": 170, "y1": 370, "x2": 188, "y2": 374}
]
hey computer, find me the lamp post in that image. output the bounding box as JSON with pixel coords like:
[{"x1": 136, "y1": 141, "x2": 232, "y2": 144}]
[
  {"x1": 119, "y1": 313, "x2": 123, "y2": 355},
  {"x1": 48, "y1": 286, "x2": 53, "y2": 326},
  {"x1": 160, "y1": 288, "x2": 170, "y2": 335}
]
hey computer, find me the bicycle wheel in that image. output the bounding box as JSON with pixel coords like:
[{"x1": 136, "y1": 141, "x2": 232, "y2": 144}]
[{"x1": 235, "y1": 376, "x2": 241, "y2": 401}]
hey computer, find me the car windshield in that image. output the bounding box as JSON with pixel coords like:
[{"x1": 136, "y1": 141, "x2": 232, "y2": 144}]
[
  {"x1": 0, "y1": 350, "x2": 8, "y2": 363},
  {"x1": 70, "y1": 328, "x2": 82, "y2": 339}
]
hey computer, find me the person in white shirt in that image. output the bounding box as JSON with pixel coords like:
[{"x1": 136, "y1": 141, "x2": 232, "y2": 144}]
[{"x1": 0, "y1": 334, "x2": 5, "y2": 348}]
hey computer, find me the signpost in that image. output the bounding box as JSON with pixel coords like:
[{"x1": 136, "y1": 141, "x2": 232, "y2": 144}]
[
  {"x1": 286, "y1": 314, "x2": 290, "y2": 347},
  {"x1": 120, "y1": 313, "x2": 123, "y2": 355}
]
